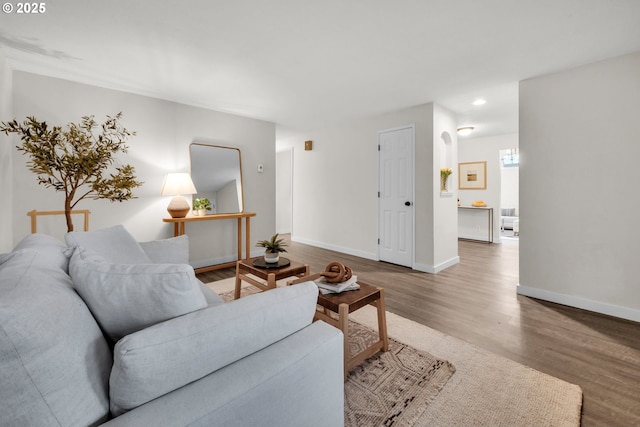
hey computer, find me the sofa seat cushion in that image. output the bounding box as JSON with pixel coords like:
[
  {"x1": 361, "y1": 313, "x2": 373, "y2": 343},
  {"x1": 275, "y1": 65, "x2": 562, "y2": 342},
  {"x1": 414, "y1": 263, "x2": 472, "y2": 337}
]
[
  {"x1": 69, "y1": 247, "x2": 208, "y2": 342},
  {"x1": 109, "y1": 281, "x2": 319, "y2": 416},
  {"x1": 0, "y1": 245, "x2": 111, "y2": 426}
]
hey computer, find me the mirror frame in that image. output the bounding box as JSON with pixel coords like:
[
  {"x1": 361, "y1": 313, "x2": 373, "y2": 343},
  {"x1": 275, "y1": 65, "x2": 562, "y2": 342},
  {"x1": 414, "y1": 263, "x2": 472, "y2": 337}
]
[{"x1": 189, "y1": 142, "x2": 245, "y2": 214}]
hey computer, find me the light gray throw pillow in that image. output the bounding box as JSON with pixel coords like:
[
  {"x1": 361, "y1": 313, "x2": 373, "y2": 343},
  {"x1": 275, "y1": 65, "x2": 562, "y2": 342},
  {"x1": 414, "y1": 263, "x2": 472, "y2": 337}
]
[
  {"x1": 68, "y1": 247, "x2": 207, "y2": 342},
  {"x1": 109, "y1": 281, "x2": 319, "y2": 415},
  {"x1": 65, "y1": 224, "x2": 152, "y2": 264}
]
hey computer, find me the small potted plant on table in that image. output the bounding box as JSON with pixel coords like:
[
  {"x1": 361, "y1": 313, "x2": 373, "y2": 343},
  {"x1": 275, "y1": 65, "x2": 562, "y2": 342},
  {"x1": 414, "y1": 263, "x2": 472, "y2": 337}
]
[
  {"x1": 192, "y1": 197, "x2": 212, "y2": 216},
  {"x1": 256, "y1": 233, "x2": 288, "y2": 263}
]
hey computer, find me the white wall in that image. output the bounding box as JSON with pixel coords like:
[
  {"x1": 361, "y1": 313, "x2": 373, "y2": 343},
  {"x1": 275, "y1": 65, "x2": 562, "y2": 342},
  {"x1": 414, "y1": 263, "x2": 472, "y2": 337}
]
[
  {"x1": 519, "y1": 51, "x2": 640, "y2": 322},
  {"x1": 458, "y1": 133, "x2": 518, "y2": 242},
  {"x1": 10, "y1": 71, "x2": 276, "y2": 265},
  {"x1": 275, "y1": 148, "x2": 292, "y2": 234},
  {"x1": 277, "y1": 102, "x2": 458, "y2": 272},
  {"x1": 431, "y1": 104, "x2": 459, "y2": 271},
  {"x1": 0, "y1": 50, "x2": 12, "y2": 252}
]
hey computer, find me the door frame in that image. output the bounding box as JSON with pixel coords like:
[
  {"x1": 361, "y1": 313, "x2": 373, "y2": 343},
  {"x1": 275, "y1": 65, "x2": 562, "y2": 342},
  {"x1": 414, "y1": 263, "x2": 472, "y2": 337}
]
[{"x1": 377, "y1": 124, "x2": 416, "y2": 268}]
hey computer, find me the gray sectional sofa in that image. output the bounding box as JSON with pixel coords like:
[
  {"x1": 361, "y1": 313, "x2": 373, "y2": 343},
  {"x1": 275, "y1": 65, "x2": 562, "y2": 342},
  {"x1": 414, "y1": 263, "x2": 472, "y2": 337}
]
[{"x1": 0, "y1": 226, "x2": 344, "y2": 426}]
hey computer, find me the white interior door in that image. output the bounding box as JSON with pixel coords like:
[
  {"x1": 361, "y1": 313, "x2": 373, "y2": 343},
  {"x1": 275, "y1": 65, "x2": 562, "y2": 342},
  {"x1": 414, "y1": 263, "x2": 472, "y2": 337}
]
[{"x1": 378, "y1": 125, "x2": 414, "y2": 267}]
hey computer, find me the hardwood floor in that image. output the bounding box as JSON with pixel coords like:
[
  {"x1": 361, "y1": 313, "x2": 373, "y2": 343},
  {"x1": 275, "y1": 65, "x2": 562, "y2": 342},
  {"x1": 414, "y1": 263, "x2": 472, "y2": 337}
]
[{"x1": 198, "y1": 237, "x2": 640, "y2": 426}]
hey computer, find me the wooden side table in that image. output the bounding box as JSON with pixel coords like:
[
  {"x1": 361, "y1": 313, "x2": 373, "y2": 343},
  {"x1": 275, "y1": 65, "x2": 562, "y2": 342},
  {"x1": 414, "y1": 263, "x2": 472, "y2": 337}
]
[
  {"x1": 234, "y1": 257, "x2": 310, "y2": 299},
  {"x1": 289, "y1": 275, "x2": 389, "y2": 379}
]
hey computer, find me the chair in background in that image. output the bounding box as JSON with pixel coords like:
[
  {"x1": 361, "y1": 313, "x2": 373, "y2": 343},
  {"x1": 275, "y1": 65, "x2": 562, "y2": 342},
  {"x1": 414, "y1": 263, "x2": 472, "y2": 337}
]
[{"x1": 27, "y1": 210, "x2": 91, "y2": 233}]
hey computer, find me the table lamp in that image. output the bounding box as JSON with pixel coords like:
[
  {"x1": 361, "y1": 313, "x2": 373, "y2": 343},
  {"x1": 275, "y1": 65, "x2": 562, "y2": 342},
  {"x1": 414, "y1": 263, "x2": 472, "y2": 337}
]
[{"x1": 161, "y1": 173, "x2": 197, "y2": 218}]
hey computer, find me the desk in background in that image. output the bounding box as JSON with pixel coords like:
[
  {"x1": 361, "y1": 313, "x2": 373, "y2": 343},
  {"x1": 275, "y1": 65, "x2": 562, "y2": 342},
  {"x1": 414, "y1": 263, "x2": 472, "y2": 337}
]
[{"x1": 458, "y1": 206, "x2": 493, "y2": 243}]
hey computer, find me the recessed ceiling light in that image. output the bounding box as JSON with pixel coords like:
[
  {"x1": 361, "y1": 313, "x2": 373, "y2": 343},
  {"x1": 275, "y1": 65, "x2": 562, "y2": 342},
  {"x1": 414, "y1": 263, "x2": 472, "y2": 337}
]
[
  {"x1": 472, "y1": 99, "x2": 486, "y2": 106},
  {"x1": 457, "y1": 126, "x2": 474, "y2": 136}
]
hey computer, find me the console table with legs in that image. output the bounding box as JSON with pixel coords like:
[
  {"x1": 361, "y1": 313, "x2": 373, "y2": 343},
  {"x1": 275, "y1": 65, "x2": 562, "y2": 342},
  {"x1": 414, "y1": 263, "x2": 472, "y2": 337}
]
[
  {"x1": 458, "y1": 206, "x2": 494, "y2": 243},
  {"x1": 163, "y1": 212, "x2": 256, "y2": 273}
]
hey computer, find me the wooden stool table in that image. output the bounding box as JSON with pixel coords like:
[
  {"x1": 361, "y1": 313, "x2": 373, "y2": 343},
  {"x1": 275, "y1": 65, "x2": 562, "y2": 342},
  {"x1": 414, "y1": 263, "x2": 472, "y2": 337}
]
[
  {"x1": 234, "y1": 257, "x2": 310, "y2": 299},
  {"x1": 290, "y1": 275, "x2": 389, "y2": 379}
]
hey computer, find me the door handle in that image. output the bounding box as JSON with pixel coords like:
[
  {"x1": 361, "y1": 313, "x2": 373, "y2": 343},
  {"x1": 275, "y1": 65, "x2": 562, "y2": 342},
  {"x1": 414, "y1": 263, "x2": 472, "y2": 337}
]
[{"x1": 405, "y1": 201, "x2": 412, "y2": 206}]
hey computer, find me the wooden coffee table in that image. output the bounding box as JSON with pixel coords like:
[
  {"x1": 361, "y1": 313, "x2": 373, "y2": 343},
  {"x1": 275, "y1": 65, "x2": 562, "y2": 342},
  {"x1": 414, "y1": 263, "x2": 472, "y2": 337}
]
[
  {"x1": 289, "y1": 274, "x2": 389, "y2": 379},
  {"x1": 234, "y1": 257, "x2": 310, "y2": 299}
]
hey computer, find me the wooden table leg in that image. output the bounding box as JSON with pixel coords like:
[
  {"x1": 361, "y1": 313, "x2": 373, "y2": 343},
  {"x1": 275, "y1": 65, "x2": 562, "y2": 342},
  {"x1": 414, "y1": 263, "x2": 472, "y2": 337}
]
[
  {"x1": 267, "y1": 272, "x2": 276, "y2": 290},
  {"x1": 245, "y1": 217, "x2": 251, "y2": 259},
  {"x1": 338, "y1": 303, "x2": 349, "y2": 380},
  {"x1": 234, "y1": 261, "x2": 243, "y2": 300},
  {"x1": 236, "y1": 218, "x2": 242, "y2": 261},
  {"x1": 376, "y1": 288, "x2": 389, "y2": 352},
  {"x1": 341, "y1": 288, "x2": 389, "y2": 379}
]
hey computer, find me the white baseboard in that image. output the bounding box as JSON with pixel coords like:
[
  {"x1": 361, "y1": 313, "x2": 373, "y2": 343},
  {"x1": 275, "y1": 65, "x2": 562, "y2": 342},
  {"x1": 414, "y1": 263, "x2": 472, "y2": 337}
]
[
  {"x1": 458, "y1": 233, "x2": 493, "y2": 243},
  {"x1": 414, "y1": 256, "x2": 460, "y2": 274},
  {"x1": 517, "y1": 284, "x2": 640, "y2": 323},
  {"x1": 190, "y1": 254, "x2": 237, "y2": 269},
  {"x1": 435, "y1": 256, "x2": 461, "y2": 273},
  {"x1": 290, "y1": 236, "x2": 378, "y2": 261},
  {"x1": 292, "y1": 236, "x2": 461, "y2": 274}
]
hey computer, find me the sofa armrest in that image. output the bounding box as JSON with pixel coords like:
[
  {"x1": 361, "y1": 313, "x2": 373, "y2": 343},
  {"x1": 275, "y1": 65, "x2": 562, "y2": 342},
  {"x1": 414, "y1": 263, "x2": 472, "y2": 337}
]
[
  {"x1": 103, "y1": 321, "x2": 344, "y2": 427},
  {"x1": 109, "y1": 281, "x2": 319, "y2": 415}
]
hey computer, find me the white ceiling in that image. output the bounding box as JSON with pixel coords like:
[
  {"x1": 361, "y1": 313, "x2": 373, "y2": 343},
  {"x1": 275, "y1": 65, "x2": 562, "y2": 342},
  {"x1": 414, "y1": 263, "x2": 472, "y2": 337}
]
[{"x1": 2, "y1": 0, "x2": 640, "y2": 139}]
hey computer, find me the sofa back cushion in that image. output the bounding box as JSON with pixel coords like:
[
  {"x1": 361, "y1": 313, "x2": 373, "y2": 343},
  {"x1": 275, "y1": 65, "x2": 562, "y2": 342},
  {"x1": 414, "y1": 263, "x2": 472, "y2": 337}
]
[
  {"x1": 501, "y1": 207, "x2": 517, "y2": 217},
  {"x1": 139, "y1": 235, "x2": 224, "y2": 306},
  {"x1": 0, "y1": 239, "x2": 111, "y2": 426},
  {"x1": 13, "y1": 233, "x2": 70, "y2": 272},
  {"x1": 139, "y1": 235, "x2": 189, "y2": 264},
  {"x1": 65, "y1": 224, "x2": 152, "y2": 264}
]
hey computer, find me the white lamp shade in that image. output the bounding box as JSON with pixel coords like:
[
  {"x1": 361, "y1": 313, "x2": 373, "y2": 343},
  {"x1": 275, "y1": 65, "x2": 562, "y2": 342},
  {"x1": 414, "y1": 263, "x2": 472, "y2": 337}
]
[{"x1": 161, "y1": 173, "x2": 197, "y2": 196}]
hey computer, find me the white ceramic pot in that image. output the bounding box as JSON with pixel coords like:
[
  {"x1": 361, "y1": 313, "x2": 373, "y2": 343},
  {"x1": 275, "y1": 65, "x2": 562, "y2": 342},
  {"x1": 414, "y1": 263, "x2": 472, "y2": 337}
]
[
  {"x1": 196, "y1": 209, "x2": 206, "y2": 216},
  {"x1": 264, "y1": 251, "x2": 280, "y2": 264}
]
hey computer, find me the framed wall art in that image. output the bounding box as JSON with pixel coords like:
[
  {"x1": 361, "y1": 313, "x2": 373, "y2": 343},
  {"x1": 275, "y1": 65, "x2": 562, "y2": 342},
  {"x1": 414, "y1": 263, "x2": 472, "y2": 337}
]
[{"x1": 458, "y1": 161, "x2": 487, "y2": 190}]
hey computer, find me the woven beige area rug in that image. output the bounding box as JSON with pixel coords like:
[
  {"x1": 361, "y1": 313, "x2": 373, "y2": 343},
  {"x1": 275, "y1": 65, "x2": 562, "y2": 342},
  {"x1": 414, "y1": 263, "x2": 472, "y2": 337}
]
[
  {"x1": 344, "y1": 321, "x2": 455, "y2": 426},
  {"x1": 209, "y1": 278, "x2": 583, "y2": 426}
]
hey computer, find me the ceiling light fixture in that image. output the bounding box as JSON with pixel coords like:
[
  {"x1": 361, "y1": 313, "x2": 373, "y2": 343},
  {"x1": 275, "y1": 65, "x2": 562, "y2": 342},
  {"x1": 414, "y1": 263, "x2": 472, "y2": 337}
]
[
  {"x1": 472, "y1": 99, "x2": 486, "y2": 106},
  {"x1": 457, "y1": 126, "x2": 474, "y2": 136}
]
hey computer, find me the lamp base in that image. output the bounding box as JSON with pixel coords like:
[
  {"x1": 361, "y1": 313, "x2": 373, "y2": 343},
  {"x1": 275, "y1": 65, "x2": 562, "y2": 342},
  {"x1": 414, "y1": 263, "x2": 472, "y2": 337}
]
[{"x1": 167, "y1": 196, "x2": 190, "y2": 218}]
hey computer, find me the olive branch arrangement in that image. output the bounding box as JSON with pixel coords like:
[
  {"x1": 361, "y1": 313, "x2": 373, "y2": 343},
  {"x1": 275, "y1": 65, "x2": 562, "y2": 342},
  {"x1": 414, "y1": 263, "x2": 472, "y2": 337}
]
[{"x1": 1, "y1": 113, "x2": 143, "y2": 231}]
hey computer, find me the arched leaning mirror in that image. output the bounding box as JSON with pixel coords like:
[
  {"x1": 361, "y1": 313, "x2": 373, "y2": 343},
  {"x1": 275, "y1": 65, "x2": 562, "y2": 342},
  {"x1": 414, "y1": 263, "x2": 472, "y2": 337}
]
[{"x1": 189, "y1": 143, "x2": 244, "y2": 214}]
